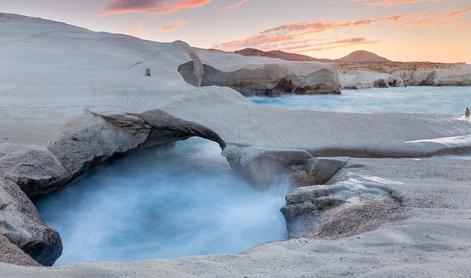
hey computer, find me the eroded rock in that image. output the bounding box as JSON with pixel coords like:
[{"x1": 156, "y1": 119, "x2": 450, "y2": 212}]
[
  {"x1": 0, "y1": 178, "x2": 62, "y2": 266},
  {"x1": 0, "y1": 235, "x2": 39, "y2": 266},
  {"x1": 140, "y1": 109, "x2": 226, "y2": 149},
  {"x1": 223, "y1": 146, "x2": 313, "y2": 188},
  {"x1": 282, "y1": 173, "x2": 402, "y2": 239},
  {"x1": 340, "y1": 63, "x2": 471, "y2": 88},
  {"x1": 292, "y1": 157, "x2": 350, "y2": 186},
  {"x1": 0, "y1": 144, "x2": 69, "y2": 198},
  {"x1": 178, "y1": 61, "x2": 341, "y2": 96}
]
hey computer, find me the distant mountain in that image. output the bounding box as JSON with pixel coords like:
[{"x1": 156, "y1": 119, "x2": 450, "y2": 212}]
[
  {"x1": 234, "y1": 48, "x2": 392, "y2": 63},
  {"x1": 336, "y1": 50, "x2": 391, "y2": 63},
  {"x1": 235, "y1": 48, "x2": 331, "y2": 62}
]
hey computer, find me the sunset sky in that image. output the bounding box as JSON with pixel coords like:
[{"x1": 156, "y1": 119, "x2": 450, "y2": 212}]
[{"x1": 1, "y1": 0, "x2": 470, "y2": 63}]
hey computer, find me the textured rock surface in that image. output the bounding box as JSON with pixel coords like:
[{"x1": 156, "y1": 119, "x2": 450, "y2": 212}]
[
  {"x1": 340, "y1": 62, "x2": 471, "y2": 88},
  {"x1": 292, "y1": 157, "x2": 350, "y2": 186},
  {"x1": 223, "y1": 146, "x2": 313, "y2": 188},
  {"x1": 1, "y1": 13, "x2": 471, "y2": 276},
  {"x1": 0, "y1": 235, "x2": 39, "y2": 266},
  {"x1": 282, "y1": 172, "x2": 402, "y2": 239},
  {"x1": 0, "y1": 178, "x2": 61, "y2": 266},
  {"x1": 178, "y1": 61, "x2": 341, "y2": 96}
]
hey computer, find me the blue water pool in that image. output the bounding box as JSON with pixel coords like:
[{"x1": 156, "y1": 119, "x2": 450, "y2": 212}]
[
  {"x1": 36, "y1": 138, "x2": 289, "y2": 264},
  {"x1": 249, "y1": 86, "x2": 471, "y2": 114}
]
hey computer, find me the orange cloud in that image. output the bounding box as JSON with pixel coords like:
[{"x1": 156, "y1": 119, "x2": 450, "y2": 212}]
[
  {"x1": 102, "y1": 0, "x2": 211, "y2": 15},
  {"x1": 353, "y1": 0, "x2": 423, "y2": 7},
  {"x1": 214, "y1": 15, "x2": 402, "y2": 51},
  {"x1": 444, "y1": 7, "x2": 471, "y2": 20},
  {"x1": 213, "y1": 7, "x2": 470, "y2": 55},
  {"x1": 161, "y1": 20, "x2": 187, "y2": 31},
  {"x1": 226, "y1": 0, "x2": 249, "y2": 9},
  {"x1": 301, "y1": 38, "x2": 380, "y2": 52},
  {"x1": 262, "y1": 16, "x2": 402, "y2": 35}
]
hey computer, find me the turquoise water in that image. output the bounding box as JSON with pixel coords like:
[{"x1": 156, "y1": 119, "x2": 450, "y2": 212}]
[
  {"x1": 249, "y1": 86, "x2": 471, "y2": 114},
  {"x1": 36, "y1": 138, "x2": 289, "y2": 264}
]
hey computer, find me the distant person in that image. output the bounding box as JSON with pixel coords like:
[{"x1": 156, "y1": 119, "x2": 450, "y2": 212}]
[{"x1": 466, "y1": 107, "x2": 470, "y2": 118}]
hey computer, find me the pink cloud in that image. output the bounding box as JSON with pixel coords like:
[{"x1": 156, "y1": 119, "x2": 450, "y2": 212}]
[
  {"x1": 444, "y1": 7, "x2": 471, "y2": 20},
  {"x1": 301, "y1": 38, "x2": 380, "y2": 52},
  {"x1": 102, "y1": 0, "x2": 211, "y2": 15},
  {"x1": 352, "y1": 0, "x2": 423, "y2": 7},
  {"x1": 213, "y1": 7, "x2": 470, "y2": 55},
  {"x1": 213, "y1": 15, "x2": 402, "y2": 51},
  {"x1": 226, "y1": 0, "x2": 249, "y2": 9},
  {"x1": 161, "y1": 20, "x2": 187, "y2": 31},
  {"x1": 262, "y1": 16, "x2": 402, "y2": 35}
]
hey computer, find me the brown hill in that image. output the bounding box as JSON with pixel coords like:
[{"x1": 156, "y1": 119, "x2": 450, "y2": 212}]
[
  {"x1": 337, "y1": 50, "x2": 391, "y2": 63},
  {"x1": 235, "y1": 48, "x2": 331, "y2": 62}
]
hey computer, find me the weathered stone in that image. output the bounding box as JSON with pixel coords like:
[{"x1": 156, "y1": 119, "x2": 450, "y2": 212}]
[
  {"x1": 293, "y1": 157, "x2": 349, "y2": 186},
  {"x1": 0, "y1": 235, "x2": 39, "y2": 266},
  {"x1": 0, "y1": 178, "x2": 62, "y2": 266},
  {"x1": 0, "y1": 144, "x2": 69, "y2": 198},
  {"x1": 140, "y1": 109, "x2": 226, "y2": 149},
  {"x1": 178, "y1": 61, "x2": 341, "y2": 96},
  {"x1": 341, "y1": 63, "x2": 471, "y2": 88},
  {"x1": 223, "y1": 146, "x2": 313, "y2": 188},
  {"x1": 282, "y1": 174, "x2": 402, "y2": 239}
]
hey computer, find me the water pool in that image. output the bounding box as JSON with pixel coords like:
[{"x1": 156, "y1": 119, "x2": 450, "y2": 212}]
[
  {"x1": 36, "y1": 138, "x2": 289, "y2": 264},
  {"x1": 249, "y1": 86, "x2": 471, "y2": 114}
]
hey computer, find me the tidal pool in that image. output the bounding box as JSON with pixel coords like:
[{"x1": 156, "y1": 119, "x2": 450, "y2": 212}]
[
  {"x1": 249, "y1": 86, "x2": 471, "y2": 114},
  {"x1": 36, "y1": 138, "x2": 289, "y2": 265}
]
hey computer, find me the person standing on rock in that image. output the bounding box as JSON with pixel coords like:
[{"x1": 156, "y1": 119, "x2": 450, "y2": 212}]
[{"x1": 466, "y1": 107, "x2": 470, "y2": 118}]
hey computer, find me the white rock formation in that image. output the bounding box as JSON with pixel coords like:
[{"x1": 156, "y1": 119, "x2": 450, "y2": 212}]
[
  {"x1": 1, "y1": 13, "x2": 471, "y2": 277},
  {"x1": 340, "y1": 63, "x2": 471, "y2": 89}
]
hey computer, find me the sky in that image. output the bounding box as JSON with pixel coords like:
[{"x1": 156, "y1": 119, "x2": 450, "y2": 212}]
[{"x1": 1, "y1": 0, "x2": 470, "y2": 63}]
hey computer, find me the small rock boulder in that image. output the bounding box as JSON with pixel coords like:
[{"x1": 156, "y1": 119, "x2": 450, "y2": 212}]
[
  {"x1": 223, "y1": 146, "x2": 313, "y2": 189},
  {"x1": 293, "y1": 157, "x2": 350, "y2": 186}
]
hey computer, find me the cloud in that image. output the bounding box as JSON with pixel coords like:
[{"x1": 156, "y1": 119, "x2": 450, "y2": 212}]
[
  {"x1": 213, "y1": 15, "x2": 402, "y2": 51},
  {"x1": 161, "y1": 20, "x2": 187, "y2": 31},
  {"x1": 298, "y1": 38, "x2": 380, "y2": 52},
  {"x1": 213, "y1": 7, "x2": 470, "y2": 54},
  {"x1": 261, "y1": 15, "x2": 402, "y2": 35},
  {"x1": 444, "y1": 7, "x2": 471, "y2": 20},
  {"x1": 352, "y1": 0, "x2": 423, "y2": 7},
  {"x1": 226, "y1": 0, "x2": 249, "y2": 9},
  {"x1": 102, "y1": 0, "x2": 211, "y2": 15}
]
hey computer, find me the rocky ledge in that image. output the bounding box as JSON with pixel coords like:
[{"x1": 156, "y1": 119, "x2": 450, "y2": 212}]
[
  {"x1": 339, "y1": 62, "x2": 471, "y2": 89},
  {"x1": 178, "y1": 61, "x2": 341, "y2": 96}
]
